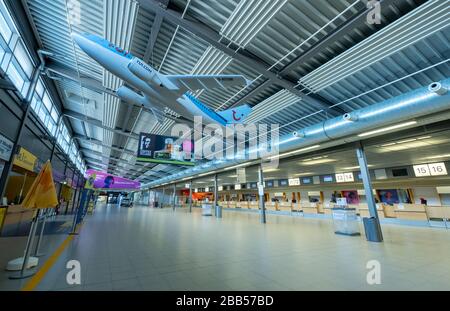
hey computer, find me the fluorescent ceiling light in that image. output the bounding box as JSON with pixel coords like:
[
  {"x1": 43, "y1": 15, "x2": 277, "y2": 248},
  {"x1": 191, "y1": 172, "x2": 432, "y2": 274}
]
[
  {"x1": 224, "y1": 163, "x2": 249, "y2": 171},
  {"x1": 299, "y1": 158, "x2": 336, "y2": 166},
  {"x1": 425, "y1": 154, "x2": 450, "y2": 160},
  {"x1": 292, "y1": 172, "x2": 314, "y2": 177},
  {"x1": 267, "y1": 145, "x2": 320, "y2": 160},
  {"x1": 341, "y1": 165, "x2": 373, "y2": 170},
  {"x1": 263, "y1": 168, "x2": 279, "y2": 172},
  {"x1": 358, "y1": 121, "x2": 417, "y2": 137}
]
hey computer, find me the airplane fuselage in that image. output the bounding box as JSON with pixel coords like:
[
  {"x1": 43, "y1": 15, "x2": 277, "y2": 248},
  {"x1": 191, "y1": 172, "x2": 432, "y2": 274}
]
[{"x1": 72, "y1": 33, "x2": 226, "y2": 126}]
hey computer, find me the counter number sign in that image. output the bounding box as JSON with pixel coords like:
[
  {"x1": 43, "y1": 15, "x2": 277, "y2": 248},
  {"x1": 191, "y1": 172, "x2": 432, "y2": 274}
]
[{"x1": 413, "y1": 162, "x2": 447, "y2": 177}]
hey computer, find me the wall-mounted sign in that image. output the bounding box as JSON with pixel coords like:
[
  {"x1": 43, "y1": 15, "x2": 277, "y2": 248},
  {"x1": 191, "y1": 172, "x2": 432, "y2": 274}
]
[
  {"x1": 0, "y1": 133, "x2": 13, "y2": 161},
  {"x1": 323, "y1": 175, "x2": 333, "y2": 183},
  {"x1": 137, "y1": 133, "x2": 194, "y2": 166},
  {"x1": 205, "y1": 187, "x2": 209, "y2": 192},
  {"x1": 308, "y1": 191, "x2": 321, "y2": 196},
  {"x1": 13, "y1": 147, "x2": 37, "y2": 172},
  {"x1": 288, "y1": 178, "x2": 300, "y2": 186},
  {"x1": 413, "y1": 162, "x2": 447, "y2": 177},
  {"x1": 335, "y1": 172, "x2": 354, "y2": 183},
  {"x1": 218, "y1": 186, "x2": 223, "y2": 191},
  {"x1": 85, "y1": 169, "x2": 141, "y2": 189},
  {"x1": 194, "y1": 188, "x2": 198, "y2": 193},
  {"x1": 301, "y1": 177, "x2": 312, "y2": 184},
  {"x1": 185, "y1": 183, "x2": 190, "y2": 189},
  {"x1": 234, "y1": 184, "x2": 241, "y2": 190},
  {"x1": 313, "y1": 176, "x2": 320, "y2": 184},
  {"x1": 428, "y1": 162, "x2": 447, "y2": 176},
  {"x1": 278, "y1": 179, "x2": 288, "y2": 187},
  {"x1": 374, "y1": 169, "x2": 387, "y2": 180}
]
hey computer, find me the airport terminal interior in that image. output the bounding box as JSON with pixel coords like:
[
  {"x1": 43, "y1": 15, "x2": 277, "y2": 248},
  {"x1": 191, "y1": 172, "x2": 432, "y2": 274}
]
[{"x1": 0, "y1": 0, "x2": 449, "y2": 293}]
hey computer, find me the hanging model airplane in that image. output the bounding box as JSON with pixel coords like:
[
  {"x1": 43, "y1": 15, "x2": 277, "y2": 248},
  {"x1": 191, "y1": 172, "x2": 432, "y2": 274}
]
[{"x1": 71, "y1": 33, "x2": 252, "y2": 126}]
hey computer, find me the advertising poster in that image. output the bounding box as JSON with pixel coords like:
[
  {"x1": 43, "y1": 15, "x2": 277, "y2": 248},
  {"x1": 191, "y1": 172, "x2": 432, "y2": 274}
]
[
  {"x1": 85, "y1": 169, "x2": 140, "y2": 189},
  {"x1": 377, "y1": 189, "x2": 399, "y2": 205},
  {"x1": 342, "y1": 190, "x2": 359, "y2": 204},
  {"x1": 136, "y1": 133, "x2": 194, "y2": 166}
]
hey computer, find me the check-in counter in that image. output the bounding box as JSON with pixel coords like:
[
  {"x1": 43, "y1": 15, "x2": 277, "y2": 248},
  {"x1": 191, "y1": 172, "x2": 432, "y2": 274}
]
[
  {"x1": 278, "y1": 202, "x2": 292, "y2": 212},
  {"x1": 394, "y1": 203, "x2": 427, "y2": 221},
  {"x1": 383, "y1": 204, "x2": 397, "y2": 218},
  {"x1": 301, "y1": 202, "x2": 318, "y2": 214},
  {"x1": 425, "y1": 205, "x2": 450, "y2": 220},
  {"x1": 228, "y1": 201, "x2": 237, "y2": 209},
  {"x1": 316, "y1": 202, "x2": 324, "y2": 214},
  {"x1": 0, "y1": 205, "x2": 35, "y2": 236},
  {"x1": 219, "y1": 201, "x2": 228, "y2": 209},
  {"x1": 357, "y1": 203, "x2": 385, "y2": 219},
  {"x1": 323, "y1": 202, "x2": 335, "y2": 215},
  {"x1": 265, "y1": 202, "x2": 277, "y2": 211},
  {"x1": 237, "y1": 201, "x2": 249, "y2": 209},
  {"x1": 292, "y1": 203, "x2": 302, "y2": 212},
  {"x1": 248, "y1": 201, "x2": 259, "y2": 210}
]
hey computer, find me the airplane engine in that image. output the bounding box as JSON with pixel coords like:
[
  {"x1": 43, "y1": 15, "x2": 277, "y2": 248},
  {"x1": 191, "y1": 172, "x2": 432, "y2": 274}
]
[
  {"x1": 116, "y1": 86, "x2": 146, "y2": 106},
  {"x1": 127, "y1": 58, "x2": 161, "y2": 86}
]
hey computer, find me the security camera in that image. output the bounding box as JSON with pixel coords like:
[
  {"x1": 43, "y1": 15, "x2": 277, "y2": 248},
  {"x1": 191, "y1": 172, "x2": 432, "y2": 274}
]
[
  {"x1": 343, "y1": 113, "x2": 358, "y2": 122},
  {"x1": 428, "y1": 82, "x2": 447, "y2": 95},
  {"x1": 293, "y1": 131, "x2": 305, "y2": 138}
]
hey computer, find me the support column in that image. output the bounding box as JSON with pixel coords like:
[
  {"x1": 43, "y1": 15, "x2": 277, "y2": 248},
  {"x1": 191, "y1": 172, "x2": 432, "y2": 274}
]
[
  {"x1": 356, "y1": 141, "x2": 383, "y2": 242},
  {"x1": 161, "y1": 187, "x2": 165, "y2": 208},
  {"x1": 258, "y1": 164, "x2": 266, "y2": 224},
  {"x1": 172, "y1": 183, "x2": 176, "y2": 211},
  {"x1": 214, "y1": 174, "x2": 221, "y2": 218},
  {"x1": 188, "y1": 180, "x2": 192, "y2": 213},
  {"x1": 0, "y1": 64, "x2": 43, "y2": 197}
]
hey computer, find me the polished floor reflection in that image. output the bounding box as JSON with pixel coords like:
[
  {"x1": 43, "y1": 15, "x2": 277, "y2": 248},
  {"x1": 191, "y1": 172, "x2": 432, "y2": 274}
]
[{"x1": 4, "y1": 204, "x2": 450, "y2": 291}]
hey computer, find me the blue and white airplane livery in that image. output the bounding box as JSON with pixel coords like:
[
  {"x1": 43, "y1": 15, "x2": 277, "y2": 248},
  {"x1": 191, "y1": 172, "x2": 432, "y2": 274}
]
[{"x1": 71, "y1": 33, "x2": 252, "y2": 126}]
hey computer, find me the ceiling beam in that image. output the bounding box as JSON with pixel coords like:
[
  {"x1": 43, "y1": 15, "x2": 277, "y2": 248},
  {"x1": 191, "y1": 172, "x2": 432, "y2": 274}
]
[
  {"x1": 73, "y1": 134, "x2": 136, "y2": 156},
  {"x1": 143, "y1": 12, "x2": 164, "y2": 63},
  {"x1": 137, "y1": 0, "x2": 342, "y2": 115},
  {"x1": 232, "y1": 0, "x2": 399, "y2": 107},
  {"x1": 64, "y1": 109, "x2": 139, "y2": 140},
  {"x1": 45, "y1": 62, "x2": 116, "y2": 96}
]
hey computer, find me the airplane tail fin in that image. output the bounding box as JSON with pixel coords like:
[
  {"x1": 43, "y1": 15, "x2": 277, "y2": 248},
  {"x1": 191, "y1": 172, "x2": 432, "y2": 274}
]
[{"x1": 217, "y1": 104, "x2": 252, "y2": 124}]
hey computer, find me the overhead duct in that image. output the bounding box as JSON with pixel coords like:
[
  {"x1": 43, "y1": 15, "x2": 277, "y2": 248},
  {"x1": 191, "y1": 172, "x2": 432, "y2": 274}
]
[{"x1": 146, "y1": 78, "x2": 450, "y2": 188}]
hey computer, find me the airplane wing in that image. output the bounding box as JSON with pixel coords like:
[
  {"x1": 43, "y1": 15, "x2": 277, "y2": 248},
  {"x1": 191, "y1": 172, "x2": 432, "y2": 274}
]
[{"x1": 165, "y1": 74, "x2": 249, "y2": 93}]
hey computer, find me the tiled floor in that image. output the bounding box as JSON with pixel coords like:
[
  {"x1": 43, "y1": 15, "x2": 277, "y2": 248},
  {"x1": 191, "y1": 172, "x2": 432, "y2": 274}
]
[{"x1": 2, "y1": 204, "x2": 450, "y2": 291}]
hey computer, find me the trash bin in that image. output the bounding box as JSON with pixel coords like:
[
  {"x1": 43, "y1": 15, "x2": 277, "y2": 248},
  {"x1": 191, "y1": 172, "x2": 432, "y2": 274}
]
[
  {"x1": 331, "y1": 207, "x2": 360, "y2": 236},
  {"x1": 363, "y1": 217, "x2": 383, "y2": 242}
]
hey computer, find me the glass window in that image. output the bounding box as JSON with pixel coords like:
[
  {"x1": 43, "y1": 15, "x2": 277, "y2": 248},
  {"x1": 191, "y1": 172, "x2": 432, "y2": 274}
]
[
  {"x1": 6, "y1": 62, "x2": 24, "y2": 91},
  {"x1": 0, "y1": 8, "x2": 12, "y2": 43},
  {"x1": 42, "y1": 92, "x2": 52, "y2": 112},
  {"x1": 31, "y1": 95, "x2": 38, "y2": 111},
  {"x1": 14, "y1": 41, "x2": 33, "y2": 78},
  {"x1": 35, "y1": 79, "x2": 44, "y2": 98},
  {"x1": 50, "y1": 107, "x2": 58, "y2": 122}
]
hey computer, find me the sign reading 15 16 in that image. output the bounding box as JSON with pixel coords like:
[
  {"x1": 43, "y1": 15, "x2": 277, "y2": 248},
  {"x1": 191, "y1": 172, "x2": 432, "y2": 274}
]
[{"x1": 413, "y1": 162, "x2": 448, "y2": 177}]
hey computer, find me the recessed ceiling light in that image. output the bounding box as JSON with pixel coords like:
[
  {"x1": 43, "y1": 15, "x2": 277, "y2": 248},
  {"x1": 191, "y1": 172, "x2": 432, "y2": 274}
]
[
  {"x1": 358, "y1": 121, "x2": 417, "y2": 137},
  {"x1": 425, "y1": 154, "x2": 450, "y2": 160},
  {"x1": 341, "y1": 165, "x2": 373, "y2": 170},
  {"x1": 299, "y1": 158, "x2": 336, "y2": 166}
]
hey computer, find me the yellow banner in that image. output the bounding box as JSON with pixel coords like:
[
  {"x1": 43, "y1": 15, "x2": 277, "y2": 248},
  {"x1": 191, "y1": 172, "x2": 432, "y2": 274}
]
[
  {"x1": 85, "y1": 173, "x2": 96, "y2": 189},
  {"x1": 21, "y1": 161, "x2": 58, "y2": 209},
  {"x1": 13, "y1": 147, "x2": 37, "y2": 171}
]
